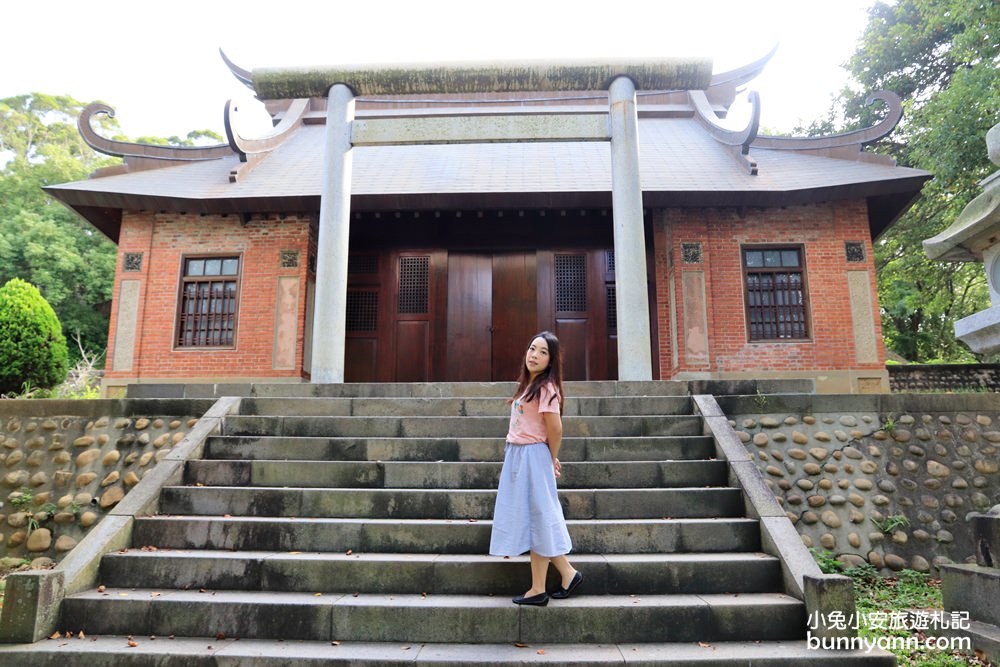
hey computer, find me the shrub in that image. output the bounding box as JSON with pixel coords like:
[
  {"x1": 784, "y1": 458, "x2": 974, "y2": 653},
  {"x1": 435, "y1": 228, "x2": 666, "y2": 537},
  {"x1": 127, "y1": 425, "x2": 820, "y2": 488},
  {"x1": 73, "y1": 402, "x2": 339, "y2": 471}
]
[{"x1": 0, "y1": 278, "x2": 69, "y2": 395}]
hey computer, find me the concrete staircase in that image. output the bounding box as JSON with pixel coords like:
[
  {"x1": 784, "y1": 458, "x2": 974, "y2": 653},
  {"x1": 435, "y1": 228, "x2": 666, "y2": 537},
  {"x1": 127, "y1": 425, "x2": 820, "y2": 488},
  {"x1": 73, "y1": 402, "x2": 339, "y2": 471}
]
[{"x1": 4, "y1": 382, "x2": 894, "y2": 665}]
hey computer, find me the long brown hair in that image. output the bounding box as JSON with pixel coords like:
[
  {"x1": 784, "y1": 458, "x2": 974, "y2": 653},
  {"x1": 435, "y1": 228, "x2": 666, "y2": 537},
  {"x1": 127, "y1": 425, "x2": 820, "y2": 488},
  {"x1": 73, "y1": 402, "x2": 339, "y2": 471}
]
[{"x1": 510, "y1": 331, "x2": 564, "y2": 411}]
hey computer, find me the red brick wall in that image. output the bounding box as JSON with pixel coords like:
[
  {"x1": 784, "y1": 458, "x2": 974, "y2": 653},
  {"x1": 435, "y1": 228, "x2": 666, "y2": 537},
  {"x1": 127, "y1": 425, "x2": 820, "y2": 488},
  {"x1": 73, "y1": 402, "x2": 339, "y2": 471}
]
[
  {"x1": 652, "y1": 201, "x2": 885, "y2": 378},
  {"x1": 105, "y1": 212, "x2": 312, "y2": 380}
]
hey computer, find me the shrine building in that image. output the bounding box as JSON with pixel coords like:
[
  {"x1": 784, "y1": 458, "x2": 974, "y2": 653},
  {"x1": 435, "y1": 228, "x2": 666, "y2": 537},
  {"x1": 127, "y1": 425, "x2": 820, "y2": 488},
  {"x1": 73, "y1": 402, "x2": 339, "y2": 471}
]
[{"x1": 46, "y1": 50, "x2": 930, "y2": 396}]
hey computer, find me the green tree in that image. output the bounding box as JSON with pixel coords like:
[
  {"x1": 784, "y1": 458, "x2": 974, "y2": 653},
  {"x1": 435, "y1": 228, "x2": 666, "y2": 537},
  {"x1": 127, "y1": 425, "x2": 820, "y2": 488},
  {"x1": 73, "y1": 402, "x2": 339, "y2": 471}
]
[
  {"x1": 0, "y1": 93, "x2": 120, "y2": 360},
  {"x1": 0, "y1": 278, "x2": 69, "y2": 394},
  {"x1": 839, "y1": 0, "x2": 1000, "y2": 362}
]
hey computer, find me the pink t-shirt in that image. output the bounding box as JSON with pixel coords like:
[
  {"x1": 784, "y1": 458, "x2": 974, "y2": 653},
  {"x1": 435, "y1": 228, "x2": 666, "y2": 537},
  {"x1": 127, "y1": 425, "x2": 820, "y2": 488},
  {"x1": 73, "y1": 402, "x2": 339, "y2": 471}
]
[{"x1": 506, "y1": 383, "x2": 561, "y2": 445}]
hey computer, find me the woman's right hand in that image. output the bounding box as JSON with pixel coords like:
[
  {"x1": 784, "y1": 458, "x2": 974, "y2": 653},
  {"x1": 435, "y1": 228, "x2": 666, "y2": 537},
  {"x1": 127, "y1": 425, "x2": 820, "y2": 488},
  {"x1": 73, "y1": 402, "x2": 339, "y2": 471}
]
[{"x1": 553, "y1": 457, "x2": 562, "y2": 478}]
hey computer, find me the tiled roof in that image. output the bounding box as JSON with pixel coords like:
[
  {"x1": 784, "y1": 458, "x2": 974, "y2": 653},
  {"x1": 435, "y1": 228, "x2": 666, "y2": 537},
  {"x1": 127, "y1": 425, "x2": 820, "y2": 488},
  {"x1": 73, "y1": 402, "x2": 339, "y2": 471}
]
[{"x1": 48, "y1": 116, "x2": 929, "y2": 239}]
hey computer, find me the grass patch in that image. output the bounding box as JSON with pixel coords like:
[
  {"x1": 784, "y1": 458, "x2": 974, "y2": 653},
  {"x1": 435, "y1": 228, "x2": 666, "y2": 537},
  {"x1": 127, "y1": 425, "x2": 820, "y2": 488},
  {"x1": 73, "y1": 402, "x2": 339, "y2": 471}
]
[{"x1": 846, "y1": 564, "x2": 988, "y2": 666}]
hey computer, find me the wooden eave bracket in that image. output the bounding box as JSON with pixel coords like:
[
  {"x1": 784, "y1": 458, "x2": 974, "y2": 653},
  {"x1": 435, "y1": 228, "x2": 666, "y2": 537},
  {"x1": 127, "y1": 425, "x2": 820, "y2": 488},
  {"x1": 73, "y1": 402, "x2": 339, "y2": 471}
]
[
  {"x1": 79, "y1": 103, "x2": 234, "y2": 174},
  {"x1": 690, "y1": 89, "x2": 760, "y2": 175}
]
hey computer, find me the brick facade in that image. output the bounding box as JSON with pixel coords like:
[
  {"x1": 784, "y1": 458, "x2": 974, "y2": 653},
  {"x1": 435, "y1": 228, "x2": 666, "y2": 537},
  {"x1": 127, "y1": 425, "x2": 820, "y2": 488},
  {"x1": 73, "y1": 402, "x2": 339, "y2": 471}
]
[
  {"x1": 104, "y1": 212, "x2": 313, "y2": 385},
  {"x1": 653, "y1": 200, "x2": 885, "y2": 383},
  {"x1": 104, "y1": 201, "x2": 885, "y2": 391}
]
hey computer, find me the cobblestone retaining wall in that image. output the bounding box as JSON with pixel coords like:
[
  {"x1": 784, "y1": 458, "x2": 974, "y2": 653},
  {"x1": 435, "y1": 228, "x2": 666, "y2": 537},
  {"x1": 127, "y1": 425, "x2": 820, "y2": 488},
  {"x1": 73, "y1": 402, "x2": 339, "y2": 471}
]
[
  {"x1": 888, "y1": 364, "x2": 1000, "y2": 393},
  {"x1": 0, "y1": 400, "x2": 213, "y2": 567},
  {"x1": 718, "y1": 394, "x2": 1000, "y2": 573}
]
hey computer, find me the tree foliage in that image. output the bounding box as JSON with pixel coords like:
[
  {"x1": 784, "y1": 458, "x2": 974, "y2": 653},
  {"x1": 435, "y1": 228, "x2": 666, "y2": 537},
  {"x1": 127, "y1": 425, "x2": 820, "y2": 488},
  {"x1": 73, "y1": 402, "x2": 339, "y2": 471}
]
[
  {"x1": 0, "y1": 94, "x2": 227, "y2": 363},
  {"x1": 0, "y1": 93, "x2": 120, "y2": 360},
  {"x1": 840, "y1": 0, "x2": 1000, "y2": 362},
  {"x1": 0, "y1": 278, "x2": 69, "y2": 394}
]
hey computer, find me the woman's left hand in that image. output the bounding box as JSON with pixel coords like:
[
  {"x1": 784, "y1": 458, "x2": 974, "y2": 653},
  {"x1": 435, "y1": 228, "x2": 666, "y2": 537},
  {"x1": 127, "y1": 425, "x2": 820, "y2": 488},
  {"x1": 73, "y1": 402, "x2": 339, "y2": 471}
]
[{"x1": 553, "y1": 457, "x2": 562, "y2": 478}]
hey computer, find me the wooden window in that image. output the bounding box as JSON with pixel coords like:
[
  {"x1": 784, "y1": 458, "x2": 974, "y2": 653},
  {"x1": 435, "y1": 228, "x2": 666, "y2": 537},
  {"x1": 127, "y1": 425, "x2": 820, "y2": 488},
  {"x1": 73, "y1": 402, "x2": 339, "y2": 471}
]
[
  {"x1": 742, "y1": 246, "x2": 809, "y2": 341},
  {"x1": 176, "y1": 256, "x2": 240, "y2": 348}
]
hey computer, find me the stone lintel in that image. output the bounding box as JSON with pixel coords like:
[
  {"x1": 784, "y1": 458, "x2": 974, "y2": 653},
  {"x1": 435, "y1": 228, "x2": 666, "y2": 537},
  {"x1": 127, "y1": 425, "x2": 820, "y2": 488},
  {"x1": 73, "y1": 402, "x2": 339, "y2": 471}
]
[
  {"x1": 351, "y1": 113, "x2": 610, "y2": 146},
  {"x1": 253, "y1": 58, "x2": 713, "y2": 99}
]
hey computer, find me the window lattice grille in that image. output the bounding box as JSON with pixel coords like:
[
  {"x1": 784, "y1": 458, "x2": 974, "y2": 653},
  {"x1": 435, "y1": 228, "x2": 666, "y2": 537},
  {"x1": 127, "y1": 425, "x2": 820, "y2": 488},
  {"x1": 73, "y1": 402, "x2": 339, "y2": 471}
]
[
  {"x1": 349, "y1": 255, "x2": 378, "y2": 274},
  {"x1": 845, "y1": 242, "x2": 865, "y2": 263},
  {"x1": 555, "y1": 254, "x2": 587, "y2": 312},
  {"x1": 743, "y1": 247, "x2": 808, "y2": 341},
  {"x1": 176, "y1": 256, "x2": 240, "y2": 347},
  {"x1": 606, "y1": 285, "x2": 617, "y2": 332},
  {"x1": 346, "y1": 290, "x2": 379, "y2": 332},
  {"x1": 398, "y1": 256, "x2": 429, "y2": 314}
]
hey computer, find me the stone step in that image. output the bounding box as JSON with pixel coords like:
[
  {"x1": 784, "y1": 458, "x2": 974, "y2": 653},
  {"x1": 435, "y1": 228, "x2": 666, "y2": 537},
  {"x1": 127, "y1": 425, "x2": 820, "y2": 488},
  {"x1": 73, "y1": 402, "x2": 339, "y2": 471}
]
[
  {"x1": 159, "y1": 486, "x2": 744, "y2": 519},
  {"x1": 221, "y1": 414, "x2": 704, "y2": 438},
  {"x1": 133, "y1": 516, "x2": 762, "y2": 554},
  {"x1": 238, "y1": 395, "x2": 694, "y2": 417},
  {"x1": 61, "y1": 589, "x2": 805, "y2": 644},
  {"x1": 183, "y1": 459, "x2": 728, "y2": 489},
  {"x1": 203, "y1": 434, "x2": 717, "y2": 462},
  {"x1": 128, "y1": 380, "x2": 694, "y2": 399},
  {"x1": 98, "y1": 550, "x2": 782, "y2": 595},
  {"x1": 0, "y1": 636, "x2": 897, "y2": 666}
]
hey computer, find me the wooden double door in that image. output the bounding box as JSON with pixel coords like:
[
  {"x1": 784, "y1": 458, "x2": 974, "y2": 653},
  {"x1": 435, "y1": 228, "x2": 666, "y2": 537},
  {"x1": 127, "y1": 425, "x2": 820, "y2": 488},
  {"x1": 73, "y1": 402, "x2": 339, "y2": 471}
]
[{"x1": 344, "y1": 248, "x2": 618, "y2": 383}]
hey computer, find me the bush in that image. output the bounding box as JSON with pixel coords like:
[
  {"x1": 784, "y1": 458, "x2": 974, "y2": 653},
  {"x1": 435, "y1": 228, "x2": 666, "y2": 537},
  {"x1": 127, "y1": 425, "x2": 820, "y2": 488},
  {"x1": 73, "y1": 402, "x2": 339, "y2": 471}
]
[{"x1": 0, "y1": 278, "x2": 69, "y2": 395}]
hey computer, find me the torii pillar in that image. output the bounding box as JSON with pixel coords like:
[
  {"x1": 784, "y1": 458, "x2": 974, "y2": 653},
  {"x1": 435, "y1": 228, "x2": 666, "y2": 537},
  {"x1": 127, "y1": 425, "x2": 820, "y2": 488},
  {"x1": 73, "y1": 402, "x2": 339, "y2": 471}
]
[{"x1": 249, "y1": 59, "x2": 713, "y2": 383}]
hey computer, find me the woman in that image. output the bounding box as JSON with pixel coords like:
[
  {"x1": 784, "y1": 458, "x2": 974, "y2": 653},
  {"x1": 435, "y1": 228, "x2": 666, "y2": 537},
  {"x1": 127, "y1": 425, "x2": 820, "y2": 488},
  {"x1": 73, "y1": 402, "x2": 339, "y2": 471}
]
[{"x1": 489, "y1": 331, "x2": 582, "y2": 606}]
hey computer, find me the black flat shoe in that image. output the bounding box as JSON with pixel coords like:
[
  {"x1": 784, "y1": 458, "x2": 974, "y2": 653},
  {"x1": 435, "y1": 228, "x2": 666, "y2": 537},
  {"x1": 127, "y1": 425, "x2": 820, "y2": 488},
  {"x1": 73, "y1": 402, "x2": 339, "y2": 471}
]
[
  {"x1": 512, "y1": 592, "x2": 549, "y2": 606},
  {"x1": 550, "y1": 571, "x2": 583, "y2": 599}
]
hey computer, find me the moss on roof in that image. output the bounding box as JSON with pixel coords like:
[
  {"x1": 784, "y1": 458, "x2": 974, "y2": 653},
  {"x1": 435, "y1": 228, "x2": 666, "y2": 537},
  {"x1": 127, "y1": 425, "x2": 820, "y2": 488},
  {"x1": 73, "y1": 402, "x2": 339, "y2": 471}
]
[{"x1": 253, "y1": 58, "x2": 713, "y2": 99}]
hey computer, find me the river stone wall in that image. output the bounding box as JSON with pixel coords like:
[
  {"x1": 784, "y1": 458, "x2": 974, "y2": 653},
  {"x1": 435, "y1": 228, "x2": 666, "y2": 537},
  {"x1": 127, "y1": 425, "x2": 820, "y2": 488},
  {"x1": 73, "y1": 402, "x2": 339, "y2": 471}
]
[
  {"x1": 716, "y1": 393, "x2": 1000, "y2": 573},
  {"x1": 888, "y1": 364, "x2": 1000, "y2": 393},
  {"x1": 0, "y1": 399, "x2": 215, "y2": 568}
]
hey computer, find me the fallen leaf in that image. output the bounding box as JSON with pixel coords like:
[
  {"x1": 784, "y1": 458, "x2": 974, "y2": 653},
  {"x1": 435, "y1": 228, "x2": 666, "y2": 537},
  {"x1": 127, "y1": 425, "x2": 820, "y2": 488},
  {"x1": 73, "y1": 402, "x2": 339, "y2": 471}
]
[
  {"x1": 314, "y1": 593, "x2": 323, "y2": 597},
  {"x1": 97, "y1": 585, "x2": 106, "y2": 593},
  {"x1": 169, "y1": 635, "x2": 176, "y2": 640},
  {"x1": 64, "y1": 632, "x2": 73, "y2": 638},
  {"x1": 199, "y1": 588, "x2": 207, "y2": 593},
  {"x1": 514, "y1": 643, "x2": 529, "y2": 648},
  {"x1": 536, "y1": 649, "x2": 546, "y2": 655},
  {"x1": 223, "y1": 514, "x2": 232, "y2": 518},
  {"x1": 289, "y1": 551, "x2": 302, "y2": 555},
  {"x1": 127, "y1": 640, "x2": 138, "y2": 648},
  {"x1": 697, "y1": 642, "x2": 713, "y2": 649},
  {"x1": 352, "y1": 592, "x2": 360, "y2": 597},
  {"x1": 216, "y1": 632, "x2": 226, "y2": 640},
  {"x1": 331, "y1": 640, "x2": 341, "y2": 646},
  {"x1": 49, "y1": 632, "x2": 61, "y2": 640},
  {"x1": 400, "y1": 645, "x2": 411, "y2": 650},
  {"x1": 77, "y1": 631, "x2": 85, "y2": 639},
  {"x1": 149, "y1": 636, "x2": 156, "y2": 640},
  {"x1": 150, "y1": 592, "x2": 161, "y2": 598},
  {"x1": 468, "y1": 519, "x2": 477, "y2": 523},
  {"x1": 118, "y1": 593, "x2": 129, "y2": 597},
  {"x1": 345, "y1": 549, "x2": 353, "y2": 556}
]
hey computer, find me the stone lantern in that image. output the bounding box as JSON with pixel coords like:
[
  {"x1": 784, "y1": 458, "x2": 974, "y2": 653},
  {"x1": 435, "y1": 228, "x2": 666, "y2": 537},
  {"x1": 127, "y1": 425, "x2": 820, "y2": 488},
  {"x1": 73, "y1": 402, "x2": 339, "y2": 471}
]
[{"x1": 924, "y1": 123, "x2": 1000, "y2": 353}]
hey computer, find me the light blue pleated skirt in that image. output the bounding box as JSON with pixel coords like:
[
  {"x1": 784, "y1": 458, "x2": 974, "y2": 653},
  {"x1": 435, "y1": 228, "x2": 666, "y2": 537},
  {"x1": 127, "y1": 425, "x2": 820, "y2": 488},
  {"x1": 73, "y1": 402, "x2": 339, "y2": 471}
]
[{"x1": 489, "y1": 442, "x2": 572, "y2": 558}]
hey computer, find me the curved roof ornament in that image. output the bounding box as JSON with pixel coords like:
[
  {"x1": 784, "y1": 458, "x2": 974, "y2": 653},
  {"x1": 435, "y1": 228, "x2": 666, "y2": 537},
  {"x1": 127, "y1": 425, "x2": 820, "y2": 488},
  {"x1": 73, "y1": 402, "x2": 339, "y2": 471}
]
[
  {"x1": 708, "y1": 44, "x2": 779, "y2": 89},
  {"x1": 690, "y1": 89, "x2": 760, "y2": 175},
  {"x1": 220, "y1": 49, "x2": 255, "y2": 91},
  {"x1": 223, "y1": 98, "x2": 312, "y2": 182},
  {"x1": 79, "y1": 103, "x2": 234, "y2": 164},
  {"x1": 751, "y1": 91, "x2": 903, "y2": 151}
]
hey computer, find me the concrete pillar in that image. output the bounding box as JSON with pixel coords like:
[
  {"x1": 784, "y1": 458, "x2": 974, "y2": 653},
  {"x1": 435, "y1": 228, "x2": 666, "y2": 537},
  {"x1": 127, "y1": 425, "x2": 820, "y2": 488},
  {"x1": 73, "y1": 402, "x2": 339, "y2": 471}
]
[
  {"x1": 311, "y1": 84, "x2": 355, "y2": 383},
  {"x1": 608, "y1": 76, "x2": 653, "y2": 380}
]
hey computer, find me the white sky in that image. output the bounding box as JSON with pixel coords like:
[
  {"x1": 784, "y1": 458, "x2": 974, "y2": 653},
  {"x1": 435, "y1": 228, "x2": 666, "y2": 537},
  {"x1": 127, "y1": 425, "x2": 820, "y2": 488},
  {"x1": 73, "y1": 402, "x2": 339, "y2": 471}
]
[{"x1": 1, "y1": 0, "x2": 879, "y2": 139}]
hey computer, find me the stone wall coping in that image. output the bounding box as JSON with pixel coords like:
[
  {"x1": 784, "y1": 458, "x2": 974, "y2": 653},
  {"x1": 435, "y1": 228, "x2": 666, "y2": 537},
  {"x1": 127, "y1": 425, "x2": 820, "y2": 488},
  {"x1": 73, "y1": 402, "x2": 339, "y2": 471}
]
[
  {"x1": 0, "y1": 396, "x2": 242, "y2": 644},
  {"x1": 0, "y1": 398, "x2": 218, "y2": 419},
  {"x1": 695, "y1": 394, "x2": 857, "y2": 626},
  {"x1": 715, "y1": 392, "x2": 1000, "y2": 415}
]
